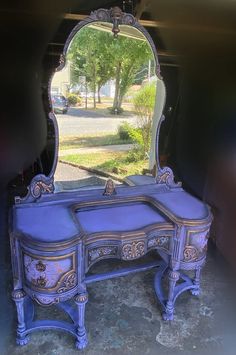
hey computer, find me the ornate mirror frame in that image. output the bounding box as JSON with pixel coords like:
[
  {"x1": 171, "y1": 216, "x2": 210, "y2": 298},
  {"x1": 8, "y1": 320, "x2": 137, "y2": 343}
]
[{"x1": 17, "y1": 7, "x2": 178, "y2": 204}]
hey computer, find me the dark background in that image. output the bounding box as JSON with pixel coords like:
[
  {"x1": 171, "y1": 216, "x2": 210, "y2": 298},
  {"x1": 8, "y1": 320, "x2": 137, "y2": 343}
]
[{"x1": 1, "y1": 4, "x2": 236, "y2": 346}]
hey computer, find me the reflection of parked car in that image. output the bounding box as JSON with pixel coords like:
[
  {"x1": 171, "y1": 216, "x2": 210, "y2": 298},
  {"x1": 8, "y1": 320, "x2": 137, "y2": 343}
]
[{"x1": 51, "y1": 95, "x2": 69, "y2": 114}]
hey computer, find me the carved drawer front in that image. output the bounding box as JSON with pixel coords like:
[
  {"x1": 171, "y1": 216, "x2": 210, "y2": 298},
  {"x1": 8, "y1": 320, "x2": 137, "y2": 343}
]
[
  {"x1": 121, "y1": 240, "x2": 146, "y2": 260},
  {"x1": 86, "y1": 245, "x2": 119, "y2": 270},
  {"x1": 147, "y1": 230, "x2": 172, "y2": 252},
  {"x1": 182, "y1": 229, "x2": 209, "y2": 263},
  {"x1": 23, "y1": 252, "x2": 77, "y2": 293}
]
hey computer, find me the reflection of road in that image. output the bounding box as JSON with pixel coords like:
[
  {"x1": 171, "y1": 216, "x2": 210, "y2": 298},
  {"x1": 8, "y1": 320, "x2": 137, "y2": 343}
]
[
  {"x1": 59, "y1": 144, "x2": 133, "y2": 157},
  {"x1": 56, "y1": 108, "x2": 137, "y2": 136}
]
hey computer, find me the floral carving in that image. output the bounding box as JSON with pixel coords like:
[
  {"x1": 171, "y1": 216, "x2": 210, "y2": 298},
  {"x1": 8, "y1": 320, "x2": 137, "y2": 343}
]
[{"x1": 122, "y1": 241, "x2": 145, "y2": 260}]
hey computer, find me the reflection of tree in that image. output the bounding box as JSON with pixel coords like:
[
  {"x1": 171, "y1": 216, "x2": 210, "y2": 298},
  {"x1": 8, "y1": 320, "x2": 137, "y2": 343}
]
[
  {"x1": 68, "y1": 27, "x2": 153, "y2": 112},
  {"x1": 68, "y1": 28, "x2": 115, "y2": 108},
  {"x1": 133, "y1": 82, "x2": 156, "y2": 154}
]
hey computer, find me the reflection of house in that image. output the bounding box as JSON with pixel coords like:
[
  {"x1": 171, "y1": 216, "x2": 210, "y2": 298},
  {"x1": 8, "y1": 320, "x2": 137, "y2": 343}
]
[
  {"x1": 51, "y1": 61, "x2": 71, "y2": 96},
  {"x1": 100, "y1": 79, "x2": 115, "y2": 97}
]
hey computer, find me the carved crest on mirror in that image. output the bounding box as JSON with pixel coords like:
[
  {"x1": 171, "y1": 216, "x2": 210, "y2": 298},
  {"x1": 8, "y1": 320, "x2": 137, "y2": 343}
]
[{"x1": 16, "y1": 6, "x2": 179, "y2": 204}]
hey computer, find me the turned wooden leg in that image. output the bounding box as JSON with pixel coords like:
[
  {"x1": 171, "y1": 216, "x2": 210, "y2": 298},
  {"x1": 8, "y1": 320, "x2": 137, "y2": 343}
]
[
  {"x1": 190, "y1": 266, "x2": 202, "y2": 296},
  {"x1": 162, "y1": 269, "x2": 180, "y2": 321},
  {"x1": 12, "y1": 289, "x2": 29, "y2": 345},
  {"x1": 74, "y1": 292, "x2": 88, "y2": 350}
]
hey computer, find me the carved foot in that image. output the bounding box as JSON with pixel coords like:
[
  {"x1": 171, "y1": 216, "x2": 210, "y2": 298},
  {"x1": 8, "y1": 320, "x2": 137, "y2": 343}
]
[
  {"x1": 16, "y1": 336, "x2": 30, "y2": 346},
  {"x1": 162, "y1": 311, "x2": 174, "y2": 321},
  {"x1": 190, "y1": 267, "x2": 202, "y2": 296},
  {"x1": 75, "y1": 334, "x2": 88, "y2": 350},
  {"x1": 190, "y1": 287, "x2": 200, "y2": 296}
]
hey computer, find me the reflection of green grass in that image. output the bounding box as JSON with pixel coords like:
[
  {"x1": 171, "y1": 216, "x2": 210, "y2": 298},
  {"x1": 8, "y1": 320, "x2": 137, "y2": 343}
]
[
  {"x1": 62, "y1": 151, "x2": 148, "y2": 178},
  {"x1": 60, "y1": 134, "x2": 132, "y2": 150}
]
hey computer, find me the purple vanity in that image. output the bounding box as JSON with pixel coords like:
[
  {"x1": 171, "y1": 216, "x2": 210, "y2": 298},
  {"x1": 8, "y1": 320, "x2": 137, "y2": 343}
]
[{"x1": 10, "y1": 7, "x2": 212, "y2": 350}]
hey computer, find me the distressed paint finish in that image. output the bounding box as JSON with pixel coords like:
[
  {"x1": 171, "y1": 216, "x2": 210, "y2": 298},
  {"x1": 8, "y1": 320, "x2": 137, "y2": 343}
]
[{"x1": 10, "y1": 6, "x2": 213, "y2": 351}]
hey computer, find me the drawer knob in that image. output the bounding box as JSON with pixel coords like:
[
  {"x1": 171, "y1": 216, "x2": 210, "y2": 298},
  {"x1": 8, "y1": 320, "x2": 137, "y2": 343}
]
[
  {"x1": 36, "y1": 276, "x2": 47, "y2": 287},
  {"x1": 36, "y1": 261, "x2": 46, "y2": 272}
]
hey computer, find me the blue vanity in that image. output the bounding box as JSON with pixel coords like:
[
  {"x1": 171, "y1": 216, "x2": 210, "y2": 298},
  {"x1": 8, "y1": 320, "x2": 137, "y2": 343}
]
[{"x1": 10, "y1": 7, "x2": 213, "y2": 350}]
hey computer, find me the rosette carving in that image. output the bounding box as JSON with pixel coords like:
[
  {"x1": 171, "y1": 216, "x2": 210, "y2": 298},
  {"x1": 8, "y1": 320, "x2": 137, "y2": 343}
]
[
  {"x1": 12, "y1": 289, "x2": 25, "y2": 300},
  {"x1": 183, "y1": 246, "x2": 198, "y2": 262}
]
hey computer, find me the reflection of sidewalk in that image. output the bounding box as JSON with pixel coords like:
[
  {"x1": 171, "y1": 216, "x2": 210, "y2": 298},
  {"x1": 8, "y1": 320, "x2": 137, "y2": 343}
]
[{"x1": 59, "y1": 144, "x2": 133, "y2": 156}]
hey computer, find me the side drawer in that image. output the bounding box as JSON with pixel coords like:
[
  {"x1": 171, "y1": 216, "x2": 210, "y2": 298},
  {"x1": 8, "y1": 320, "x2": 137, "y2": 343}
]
[{"x1": 22, "y1": 250, "x2": 77, "y2": 294}]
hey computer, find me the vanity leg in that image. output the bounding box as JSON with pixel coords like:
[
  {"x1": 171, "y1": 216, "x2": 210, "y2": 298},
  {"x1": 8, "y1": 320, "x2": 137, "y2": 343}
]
[
  {"x1": 12, "y1": 289, "x2": 29, "y2": 345},
  {"x1": 162, "y1": 269, "x2": 180, "y2": 321},
  {"x1": 190, "y1": 266, "x2": 202, "y2": 296},
  {"x1": 74, "y1": 292, "x2": 88, "y2": 350}
]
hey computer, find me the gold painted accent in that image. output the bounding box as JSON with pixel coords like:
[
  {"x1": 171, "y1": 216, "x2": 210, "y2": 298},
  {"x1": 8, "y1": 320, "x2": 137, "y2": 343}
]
[
  {"x1": 183, "y1": 246, "x2": 198, "y2": 262},
  {"x1": 122, "y1": 241, "x2": 145, "y2": 260},
  {"x1": 57, "y1": 271, "x2": 77, "y2": 293},
  {"x1": 23, "y1": 250, "x2": 76, "y2": 261},
  {"x1": 75, "y1": 294, "x2": 88, "y2": 303},
  {"x1": 185, "y1": 228, "x2": 210, "y2": 246},
  {"x1": 36, "y1": 276, "x2": 47, "y2": 287},
  {"x1": 12, "y1": 289, "x2": 25, "y2": 300},
  {"x1": 85, "y1": 224, "x2": 174, "y2": 245},
  {"x1": 23, "y1": 251, "x2": 76, "y2": 292},
  {"x1": 33, "y1": 295, "x2": 59, "y2": 307},
  {"x1": 103, "y1": 179, "x2": 116, "y2": 196}
]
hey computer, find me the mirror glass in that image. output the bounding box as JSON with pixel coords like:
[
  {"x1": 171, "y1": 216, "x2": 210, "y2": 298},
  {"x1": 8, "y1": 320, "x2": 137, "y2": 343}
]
[{"x1": 51, "y1": 22, "x2": 166, "y2": 192}]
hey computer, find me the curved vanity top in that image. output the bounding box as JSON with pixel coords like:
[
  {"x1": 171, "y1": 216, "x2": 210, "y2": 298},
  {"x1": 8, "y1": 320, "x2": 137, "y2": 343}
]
[
  {"x1": 75, "y1": 201, "x2": 171, "y2": 234},
  {"x1": 13, "y1": 204, "x2": 79, "y2": 243},
  {"x1": 12, "y1": 184, "x2": 211, "y2": 245},
  {"x1": 150, "y1": 190, "x2": 211, "y2": 223}
]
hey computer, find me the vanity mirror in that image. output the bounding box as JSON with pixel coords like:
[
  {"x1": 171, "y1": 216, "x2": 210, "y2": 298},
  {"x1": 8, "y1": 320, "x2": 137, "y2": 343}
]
[
  {"x1": 18, "y1": 6, "x2": 167, "y2": 202},
  {"x1": 52, "y1": 19, "x2": 165, "y2": 192},
  {"x1": 10, "y1": 7, "x2": 212, "y2": 350}
]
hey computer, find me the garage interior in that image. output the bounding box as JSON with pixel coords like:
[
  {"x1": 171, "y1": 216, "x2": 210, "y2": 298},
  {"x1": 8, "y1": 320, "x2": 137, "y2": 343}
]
[{"x1": 1, "y1": 1, "x2": 236, "y2": 354}]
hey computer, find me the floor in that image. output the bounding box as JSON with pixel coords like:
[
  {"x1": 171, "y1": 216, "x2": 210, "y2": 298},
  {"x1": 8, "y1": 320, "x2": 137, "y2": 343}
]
[{"x1": 1, "y1": 194, "x2": 236, "y2": 355}]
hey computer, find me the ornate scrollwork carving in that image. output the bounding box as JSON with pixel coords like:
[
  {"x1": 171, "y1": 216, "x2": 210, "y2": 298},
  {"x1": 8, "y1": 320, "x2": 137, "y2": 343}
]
[
  {"x1": 57, "y1": 272, "x2": 77, "y2": 293},
  {"x1": 183, "y1": 246, "x2": 199, "y2": 262},
  {"x1": 30, "y1": 175, "x2": 54, "y2": 199},
  {"x1": 156, "y1": 167, "x2": 176, "y2": 186},
  {"x1": 122, "y1": 241, "x2": 145, "y2": 260},
  {"x1": 148, "y1": 235, "x2": 169, "y2": 250},
  {"x1": 88, "y1": 246, "x2": 118, "y2": 264},
  {"x1": 90, "y1": 7, "x2": 136, "y2": 37}
]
